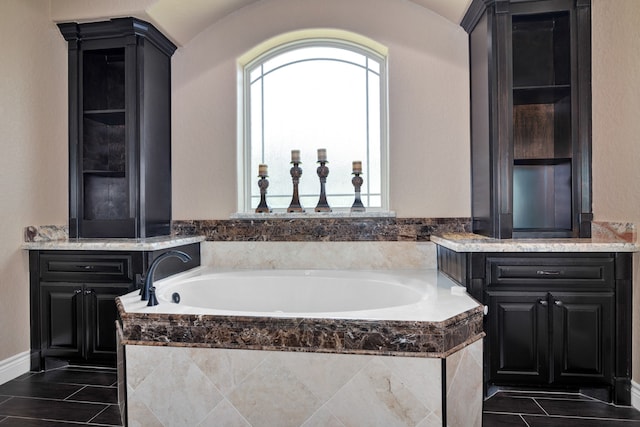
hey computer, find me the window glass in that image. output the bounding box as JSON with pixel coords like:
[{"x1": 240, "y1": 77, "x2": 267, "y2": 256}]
[{"x1": 244, "y1": 40, "x2": 387, "y2": 211}]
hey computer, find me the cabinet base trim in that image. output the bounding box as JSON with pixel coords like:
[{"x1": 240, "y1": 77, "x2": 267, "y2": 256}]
[{"x1": 0, "y1": 351, "x2": 29, "y2": 385}]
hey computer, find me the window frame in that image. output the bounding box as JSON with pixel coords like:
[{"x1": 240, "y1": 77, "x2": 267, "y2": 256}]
[{"x1": 237, "y1": 35, "x2": 390, "y2": 214}]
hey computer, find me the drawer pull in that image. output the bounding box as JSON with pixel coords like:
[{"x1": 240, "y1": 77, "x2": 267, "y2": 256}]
[
  {"x1": 536, "y1": 270, "x2": 562, "y2": 276},
  {"x1": 79, "y1": 265, "x2": 94, "y2": 270}
]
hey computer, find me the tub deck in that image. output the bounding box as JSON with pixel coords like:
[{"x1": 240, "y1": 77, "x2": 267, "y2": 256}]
[{"x1": 116, "y1": 268, "x2": 484, "y2": 357}]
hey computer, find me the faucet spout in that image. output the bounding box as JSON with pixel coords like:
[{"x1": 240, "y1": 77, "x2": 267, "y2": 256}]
[{"x1": 140, "y1": 250, "x2": 192, "y2": 304}]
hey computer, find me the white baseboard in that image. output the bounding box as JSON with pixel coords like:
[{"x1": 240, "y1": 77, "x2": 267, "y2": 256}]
[
  {"x1": 0, "y1": 351, "x2": 30, "y2": 385},
  {"x1": 632, "y1": 380, "x2": 640, "y2": 411}
]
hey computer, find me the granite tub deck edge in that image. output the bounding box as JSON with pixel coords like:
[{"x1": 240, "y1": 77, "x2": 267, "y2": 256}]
[{"x1": 116, "y1": 298, "x2": 484, "y2": 358}]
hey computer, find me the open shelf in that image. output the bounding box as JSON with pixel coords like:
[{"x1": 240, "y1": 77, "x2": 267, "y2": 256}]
[
  {"x1": 83, "y1": 48, "x2": 125, "y2": 111},
  {"x1": 83, "y1": 174, "x2": 128, "y2": 221},
  {"x1": 512, "y1": 12, "x2": 570, "y2": 88},
  {"x1": 83, "y1": 110, "x2": 125, "y2": 125},
  {"x1": 513, "y1": 85, "x2": 570, "y2": 105}
]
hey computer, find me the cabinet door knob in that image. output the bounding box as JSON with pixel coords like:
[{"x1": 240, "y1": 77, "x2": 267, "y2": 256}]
[
  {"x1": 84, "y1": 289, "x2": 94, "y2": 295},
  {"x1": 74, "y1": 289, "x2": 82, "y2": 294},
  {"x1": 554, "y1": 300, "x2": 564, "y2": 306},
  {"x1": 538, "y1": 299, "x2": 548, "y2": 306}
]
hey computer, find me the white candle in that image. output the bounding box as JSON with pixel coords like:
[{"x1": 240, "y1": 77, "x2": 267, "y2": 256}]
[
  {"x1": 352, "y1": 161, "x2": 362, "y2": 174},
  {"x1": 291, "y1": 150, "x2": 301, "y2": 163},
  {"x1": 317, "y1": 148, "x2": 327, "y2": 162},
  {"x1": 258, "y1": 164, "x2": 268, "y2": 177}
]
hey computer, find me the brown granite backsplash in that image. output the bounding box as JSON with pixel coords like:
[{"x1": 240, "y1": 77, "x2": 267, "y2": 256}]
[{"x1": 171, "y1": 217, "x2": 471, "y2": 242}]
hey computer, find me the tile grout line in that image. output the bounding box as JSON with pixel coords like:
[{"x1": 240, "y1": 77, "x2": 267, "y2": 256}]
[
  {"x1": 519, "y1": 414, "x2": 532, "y2": 427},
  {"x1": 532, "y1": 397, "x2": 551, "y2": 416},
  {"x1": 65, "y1": 384, "x2": 89, "y2": 401}
]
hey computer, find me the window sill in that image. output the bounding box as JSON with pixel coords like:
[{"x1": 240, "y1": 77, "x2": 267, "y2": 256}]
[{"x1": 231, "y1": 209, "x2": 396, "y2": 220}]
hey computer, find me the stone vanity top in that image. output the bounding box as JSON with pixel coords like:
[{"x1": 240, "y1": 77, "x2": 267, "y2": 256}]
[
  {"x1": 431, "y1": 231, "x2": 639, "y2": 253},
  {"x1": 117, "y1": 268, "x2": 484, "y2": 358},
  {"x1": 22, "y1": 234, "x2": 205, "y2": 251}
]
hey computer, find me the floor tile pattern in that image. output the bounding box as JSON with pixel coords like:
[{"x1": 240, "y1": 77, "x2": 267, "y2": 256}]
[
  {"x1": 3, "y1": 367, "x2": 640, "y2": 426},
  {"x1": 484, "y1": 390, "x2": 640, "y2": 427},
  {"x1": 0, "y1": 366, "x2": 122, "y2": 426}
]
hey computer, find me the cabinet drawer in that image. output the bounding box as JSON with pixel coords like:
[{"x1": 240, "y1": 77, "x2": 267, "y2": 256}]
[
  {"x1": 488, "y1": 257, "x2": 614, "y2": 288},
  {"x1": 40, "y1": 254, "x2": 132, "y2": 283}
]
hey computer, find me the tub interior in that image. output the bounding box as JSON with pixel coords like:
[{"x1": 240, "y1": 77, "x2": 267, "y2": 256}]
[{"x1": 157, "y1": 270, "x2": 426, "y2": 313}]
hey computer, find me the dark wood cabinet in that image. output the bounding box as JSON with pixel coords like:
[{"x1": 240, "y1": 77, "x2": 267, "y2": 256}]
[
  {"x1": 488, "y1": 291, "x2": 550, "y2": 384},
  {"x1": 40, "y1": 282, "x2": 130, "y2": 365},
  {"x1": 462, "y1": 0, "x2": 592, "y2": 238},
  {"x1": 488, "y1": 290, "x2": 614, "y2": 387},
  {"x1": 29, "y1": 244, "x2": 201, "y2": 370},
  {"x1": 437, "y1": 247, "x2": 632, "y2": 404},
  {"x1": 58, "y1": 18, "x2": 177, "y2": 238}
]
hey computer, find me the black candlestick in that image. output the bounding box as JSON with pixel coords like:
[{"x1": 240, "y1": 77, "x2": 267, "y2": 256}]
[
  {"x1": 287, "y1": 162, "x2": 304, "y2": 212},
  {"x1": 315, "y1": 161, "x2": 331, "y2": 212},
  {"x1": 351, "y1": 173, "x2": 365, "y2": 212},
  {"x1": 255, "y1": 176, "x2": 271, "y2": 213}
]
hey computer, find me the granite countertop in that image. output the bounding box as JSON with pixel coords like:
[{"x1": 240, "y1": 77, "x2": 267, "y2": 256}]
[
  {"x1": 22, "y1": 235, "x2": 206, "y2": 251},
  {"x1": 431, "y1": 232, "x2": 639, "y2": 253}
]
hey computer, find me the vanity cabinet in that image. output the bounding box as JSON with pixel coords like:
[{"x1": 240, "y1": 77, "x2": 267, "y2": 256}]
[
  {"x1": 461, "y1": 0, "x2": 592, "y2": 238},
  {"x1": 39, "y1": 282, "x2": 132, "y2": 365},
  {"x1": 487, "y1": 285, "x2": 614, "y2": 387},
  {"x1": 58, "y1": 18, "x2": 177, "y2": 238},
  {"x1": 29, "y1": 244, "x2": 201, "y2": 371},
  {"x1": 437, "y1": 247, "x2": 632, "y2": 404}
]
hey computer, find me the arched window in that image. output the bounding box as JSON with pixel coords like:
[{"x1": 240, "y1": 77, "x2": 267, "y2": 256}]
[{"x1": 240, "y1": 36, "x2": 388, "y2": 212}]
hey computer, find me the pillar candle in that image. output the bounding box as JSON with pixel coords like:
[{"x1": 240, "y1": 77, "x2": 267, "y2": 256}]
[
  {"x1": 258, "y1": 164, "x2": 268, "y2": 177},
  {"x1": 317, "y1": 148, "x2": 327, "y2": 162},
  {"x1": 352, "y1": 161, "x2": 362, "y2": 174},
  {"x1": 291, "y1": 150, "x2": 301, "y2": 163}
]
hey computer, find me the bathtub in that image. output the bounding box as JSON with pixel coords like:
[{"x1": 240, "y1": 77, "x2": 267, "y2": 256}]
[
  {"x1": 117, "y1": 268, "x2": 484, "y2": 427},
  {"x1": 119, "y1": 267, "x2": 479, "y2": 321}
]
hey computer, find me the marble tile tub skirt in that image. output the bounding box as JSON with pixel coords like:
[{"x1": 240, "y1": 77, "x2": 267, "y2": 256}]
[{"x1": 124, "y1": 339, "x2": 483, "y2": 427}]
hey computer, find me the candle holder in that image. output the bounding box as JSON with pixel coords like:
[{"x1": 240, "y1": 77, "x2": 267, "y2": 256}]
[
  {"x1": 255, "y1": 176, "x2": 271, "y2": 213},
  {"x1": 315, "y1": 160, "x2": 331, "y2": 212},
  {"x1": 351, "y1": 172, "x2": 366, "y2": 212},
  {"x1": 287, "y1": 162, "x2": 304, "y2": 212}
]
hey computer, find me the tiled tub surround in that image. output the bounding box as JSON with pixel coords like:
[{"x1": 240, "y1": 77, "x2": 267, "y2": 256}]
[
  {"x1": 170, "y1": 217, "x2": 471, "y2": 242},
  {"x1": 117, "y1": 268, "x2": 484, "y2": 427}
]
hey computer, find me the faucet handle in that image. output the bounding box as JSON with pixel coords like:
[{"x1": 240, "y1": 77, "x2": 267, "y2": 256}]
[
  {"x1": 136, "y1": 274, "x2": 145, "y2": 294},
  {"x1": 147, "y1": 286, "x2": 159, "y2": 307}
]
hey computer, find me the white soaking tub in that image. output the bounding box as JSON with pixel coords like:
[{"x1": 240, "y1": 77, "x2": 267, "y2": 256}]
[{"x1": 117, "y1": 267, "x2": 484, "y2": 427}]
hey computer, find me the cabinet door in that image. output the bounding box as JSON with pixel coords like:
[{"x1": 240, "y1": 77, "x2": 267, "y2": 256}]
[
  {"x1": 40, "y1": 283, "x2": 83, "y2": 359},
  {"x1": 489, "y1": 292, "x2": 549, "y2": 384},
  {"x1": 551, "y1": 292, "x2": 614, "y2": 385},
  {"x1": 85, "y1": 285, "x2": 132, "y2": 361}
]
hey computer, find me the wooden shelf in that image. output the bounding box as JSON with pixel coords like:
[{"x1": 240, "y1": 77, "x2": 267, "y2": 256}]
[
  {"x1": 83, "y1": 110, "x2": 125, "y2": 125},
  {"x1": 513, "y1": 85, "x2": 570, "y2": 105}
]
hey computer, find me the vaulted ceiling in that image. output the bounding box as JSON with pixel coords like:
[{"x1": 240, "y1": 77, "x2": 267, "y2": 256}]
[{"x1": 50, "y1": 0, "x2": 472, "y2": 46}]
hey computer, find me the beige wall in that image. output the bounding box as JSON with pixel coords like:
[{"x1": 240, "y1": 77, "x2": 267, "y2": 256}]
[
  {"x1": 170, "y1": 0, "x2": 472, "y2": 219},
  {"x1": 0, "y1": 0, "x2": 67, "y2": 361},
  {"x1": 591, "y1": 0, "x2": 640, "y2": 383},
  {"x1": 1, "y1": 0, "x2": 639, "y2": 387}
]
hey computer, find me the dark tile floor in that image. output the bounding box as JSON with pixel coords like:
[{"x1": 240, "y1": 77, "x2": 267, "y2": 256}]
[
  {"x1": 0, "y1": 366, "x2": 122, "y2": 426},
  {"x1": 2, "y1": 367, "x2": 640, "y2": 426},
  {"x1": 484, "y1": 389, "x2": 640, "y2": 426}
]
